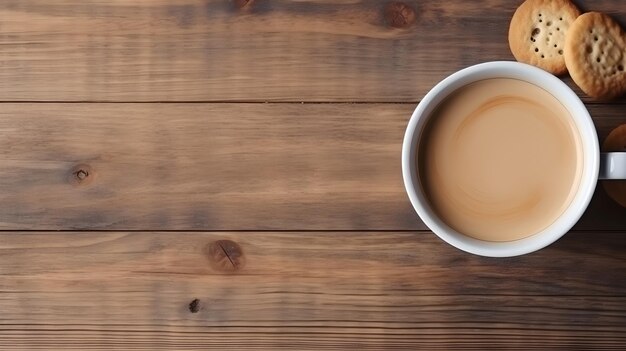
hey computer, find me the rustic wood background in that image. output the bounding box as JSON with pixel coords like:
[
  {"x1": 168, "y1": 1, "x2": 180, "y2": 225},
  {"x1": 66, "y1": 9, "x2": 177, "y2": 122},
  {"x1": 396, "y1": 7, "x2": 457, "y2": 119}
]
[{"x1": 0, "y1": 0, "x2": 625, "y2": 350}]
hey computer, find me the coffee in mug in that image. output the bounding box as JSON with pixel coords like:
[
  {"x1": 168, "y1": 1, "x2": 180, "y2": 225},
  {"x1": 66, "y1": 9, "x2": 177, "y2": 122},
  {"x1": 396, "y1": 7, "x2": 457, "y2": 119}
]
[{"x1": 419, "y1": 78, "x2": 582, "y2": 241}]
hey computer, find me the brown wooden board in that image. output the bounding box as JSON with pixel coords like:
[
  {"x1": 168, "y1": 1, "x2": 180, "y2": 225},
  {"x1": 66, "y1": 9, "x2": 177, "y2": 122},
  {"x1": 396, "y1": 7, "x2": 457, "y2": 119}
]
[
  {"x1": 0, "y1": 103, "x2": 623, "y2": 230},
  {"x1": 0, "y1": 0, "x2": 623, "y2": 102},
  {"x1": 0, "y1": 231, "x2": 625, "y2": 350}
]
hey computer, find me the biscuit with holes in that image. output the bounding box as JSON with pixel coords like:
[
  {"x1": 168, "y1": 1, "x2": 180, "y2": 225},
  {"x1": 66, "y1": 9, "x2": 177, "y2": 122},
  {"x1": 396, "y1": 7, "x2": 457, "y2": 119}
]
[
  {"x1": 564, "y1": 12, "x2": 626, "y2": 100},
  {"x1": 509, "y1": 0, "x2": 581, "y2": 75},
  {"x1": 602, "y1": 124, "x2": 626, "y2": 208}
]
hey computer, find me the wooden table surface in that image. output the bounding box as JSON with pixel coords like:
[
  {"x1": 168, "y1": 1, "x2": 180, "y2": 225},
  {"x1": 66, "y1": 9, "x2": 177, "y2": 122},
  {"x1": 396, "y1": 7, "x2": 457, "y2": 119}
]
[{"x1": 1, "y1": 0, "x2": 625, "y2": 350}]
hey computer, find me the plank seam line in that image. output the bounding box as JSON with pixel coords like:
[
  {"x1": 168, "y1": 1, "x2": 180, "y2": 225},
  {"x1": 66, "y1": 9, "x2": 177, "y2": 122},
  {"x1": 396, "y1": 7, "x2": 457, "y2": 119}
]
[
  {"x1": 0, "y1": 229, "x2": 624, "y2": 233},
  {"x1": 0, "y1": 101, "x2": 620, "y2": 105}
]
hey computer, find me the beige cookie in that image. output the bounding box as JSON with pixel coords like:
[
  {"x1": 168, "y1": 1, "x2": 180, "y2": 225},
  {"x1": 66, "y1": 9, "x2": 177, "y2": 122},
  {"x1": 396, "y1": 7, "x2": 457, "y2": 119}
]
[
  {"x1": 509, "y1": 0, "x2": 581, "y2": 75},
  {"x1": 564, "y1": 12, "x2": 626, "y2": 100},
  {"x1": 602, "y1": 124, "x2": 626, "y2": 208}
]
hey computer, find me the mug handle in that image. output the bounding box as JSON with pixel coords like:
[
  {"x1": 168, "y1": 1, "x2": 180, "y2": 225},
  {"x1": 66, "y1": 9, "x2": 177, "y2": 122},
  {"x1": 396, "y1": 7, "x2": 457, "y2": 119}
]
[{"x1": 599, "y1": 152, "x2": 626, "y2": 179}]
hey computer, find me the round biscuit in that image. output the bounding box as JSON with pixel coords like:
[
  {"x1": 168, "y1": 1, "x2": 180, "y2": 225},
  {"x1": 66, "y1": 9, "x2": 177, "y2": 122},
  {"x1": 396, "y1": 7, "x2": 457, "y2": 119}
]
[
  {"x1": 508, "y1": 0, "x2": 581, "y2": 75},
  {"x1": 564, "y1": 12, "x2": 626, "y2": 100}
]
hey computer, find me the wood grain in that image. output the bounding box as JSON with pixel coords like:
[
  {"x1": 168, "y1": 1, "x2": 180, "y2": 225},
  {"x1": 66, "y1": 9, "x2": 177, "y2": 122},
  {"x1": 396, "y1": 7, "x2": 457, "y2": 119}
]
[
  {"x1": 1, "y1": 1, "x2": 626, "y2": 349},
  {"x1": 0, "y1": 0, "x2": 624, "y2": 102},
  {"x1": 0, "y1": 102, "x2": 623, "y2": 230},
  {"x1": 1, "y1": 231, "x2": 625, "y2": 350}
]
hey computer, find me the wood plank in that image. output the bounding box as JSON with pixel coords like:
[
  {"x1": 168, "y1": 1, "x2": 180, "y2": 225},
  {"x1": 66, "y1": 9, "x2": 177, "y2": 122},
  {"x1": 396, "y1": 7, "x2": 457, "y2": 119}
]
[
  {"x1": 0, "y1": 102, "x2": 624, "y2": 230},
  {"x1": 0, "y1": 231, "x2": 625, "y2": 350},
  {"x1": 0, "y1": 0, "x2": 625, "y2": 102}
]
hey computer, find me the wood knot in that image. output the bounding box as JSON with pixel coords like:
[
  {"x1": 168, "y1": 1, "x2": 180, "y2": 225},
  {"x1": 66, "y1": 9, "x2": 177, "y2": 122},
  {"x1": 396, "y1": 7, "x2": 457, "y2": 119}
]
[
  {"x1": 384, "y1": 2, "x2": 416, "y2": 28},
  {"x1": 68, "y1": 164, "x2": 95, "y2": 186},
  {"x1": 188, "y1": 298, "x2": 202, "y2": 313},
  {"x1": 233, "y1": 0, "x2": 254, "y2": 9},
  {"x1": 205, "y1": 240, "x2": 245, "y2": 272}
]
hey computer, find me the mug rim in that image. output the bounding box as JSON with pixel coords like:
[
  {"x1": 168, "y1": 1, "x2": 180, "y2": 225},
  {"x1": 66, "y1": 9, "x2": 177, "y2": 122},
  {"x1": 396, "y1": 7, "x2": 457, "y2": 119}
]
[{"x1": 401, "y1": 61, "x2": 600, "y2": 257}]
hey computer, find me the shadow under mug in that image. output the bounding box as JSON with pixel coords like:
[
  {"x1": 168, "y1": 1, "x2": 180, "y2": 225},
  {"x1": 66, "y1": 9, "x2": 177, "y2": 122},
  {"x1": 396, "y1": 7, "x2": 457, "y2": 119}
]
[{"x1": 402, "y1": 61, "x2": 626, "y2": 257}]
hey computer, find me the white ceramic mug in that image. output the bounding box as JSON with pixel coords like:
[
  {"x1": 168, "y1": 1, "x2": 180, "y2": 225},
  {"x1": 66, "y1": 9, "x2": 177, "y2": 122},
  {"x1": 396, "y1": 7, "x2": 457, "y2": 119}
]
[{"x1": 402, "y1": 61, "x2": 626, "y2": 257}]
